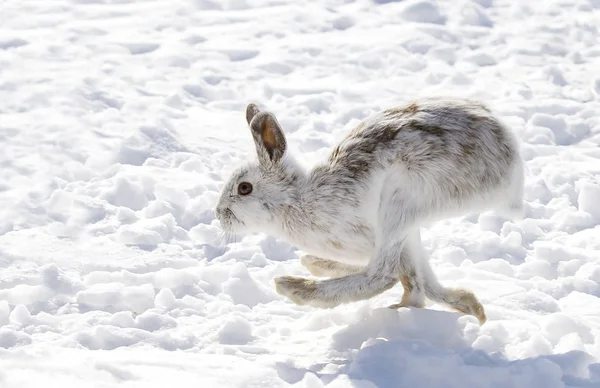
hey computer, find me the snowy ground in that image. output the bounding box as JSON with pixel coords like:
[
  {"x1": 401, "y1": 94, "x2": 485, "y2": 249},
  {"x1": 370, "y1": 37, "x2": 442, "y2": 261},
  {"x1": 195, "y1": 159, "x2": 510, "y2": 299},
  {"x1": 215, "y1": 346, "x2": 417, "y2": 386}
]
[{"x1": 1, "y1": 0, "x2": 600, "y2": 387}]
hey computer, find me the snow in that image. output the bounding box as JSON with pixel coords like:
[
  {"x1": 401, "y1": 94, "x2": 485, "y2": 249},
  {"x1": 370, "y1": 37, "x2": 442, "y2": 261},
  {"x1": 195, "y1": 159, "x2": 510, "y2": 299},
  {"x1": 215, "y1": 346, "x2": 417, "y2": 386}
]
[{"x1": 0, "y1": 0, "x2": 599, "y2": 387}]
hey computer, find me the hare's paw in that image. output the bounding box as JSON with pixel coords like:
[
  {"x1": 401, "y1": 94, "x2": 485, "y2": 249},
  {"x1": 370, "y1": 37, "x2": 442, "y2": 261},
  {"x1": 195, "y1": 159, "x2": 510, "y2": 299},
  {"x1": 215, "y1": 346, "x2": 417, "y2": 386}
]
[
  {"x1": 274, "y1": 276, "x2": 339, "y2": 308},
  {"x1": 387, "y1": 300, "x2": 424, "y2": 310},
  {"x1": 447, "y1": 288, "x2": 487, "y2": 325},
  {"x1": 274, "y1": 276, "x2": 317, "y2": 305},
  {"x1": 299, "y1": 255, "x2": 327, "y2": 277},
  {"x1": 387, "y1": 272, "x2": 426, "y2": 310}
]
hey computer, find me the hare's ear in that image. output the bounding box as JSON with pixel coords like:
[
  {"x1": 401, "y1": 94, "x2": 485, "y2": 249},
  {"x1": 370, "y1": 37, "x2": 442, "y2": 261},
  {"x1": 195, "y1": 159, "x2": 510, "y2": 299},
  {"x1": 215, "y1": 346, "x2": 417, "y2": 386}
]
[
  {"x1": 246, "y1": 104, "x2": 287, "y2": 165},
  {"x1": 246, "y1": 103, "x2": 261, "y2": 125}
]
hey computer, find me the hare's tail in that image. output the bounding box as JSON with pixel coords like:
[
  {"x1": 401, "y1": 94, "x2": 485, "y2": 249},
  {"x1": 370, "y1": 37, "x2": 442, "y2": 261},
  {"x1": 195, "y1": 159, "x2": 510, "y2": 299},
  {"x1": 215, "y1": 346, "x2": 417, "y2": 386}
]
[{"x1": 498, "y1": 156, "x2": 525, "y2": 221}]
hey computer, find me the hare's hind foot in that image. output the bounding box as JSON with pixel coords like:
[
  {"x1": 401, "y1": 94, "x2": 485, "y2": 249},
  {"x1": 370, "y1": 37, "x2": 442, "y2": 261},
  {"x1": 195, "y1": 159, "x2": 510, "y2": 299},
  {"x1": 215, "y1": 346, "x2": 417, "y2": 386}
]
[
  {"x1": 445, "y1": 288, "x2": 487, "y2": 325},
  {"x1": 424, "y1": 283, "x2": 487, "y2": 325},
  {"x1": 300, "y1": 254, "x2": 364, "y2": 278},
  {"x1": 388, "y1": 286, "x2": 486, "y2": 325}
]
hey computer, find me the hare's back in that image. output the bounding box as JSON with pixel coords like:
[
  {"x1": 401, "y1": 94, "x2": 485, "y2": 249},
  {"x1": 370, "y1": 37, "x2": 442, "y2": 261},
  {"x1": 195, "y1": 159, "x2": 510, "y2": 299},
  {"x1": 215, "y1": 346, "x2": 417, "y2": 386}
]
[{"x1": 331, "y1": 98, "x2": 519, "y2": 191}]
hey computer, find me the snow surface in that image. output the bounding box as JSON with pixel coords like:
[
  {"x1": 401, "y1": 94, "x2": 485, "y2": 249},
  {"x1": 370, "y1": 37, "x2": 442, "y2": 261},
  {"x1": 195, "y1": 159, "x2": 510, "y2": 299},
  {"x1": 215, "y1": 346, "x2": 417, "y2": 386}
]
[{"x1": 1, "y1": 0, "x2": 600, "y2": 387}]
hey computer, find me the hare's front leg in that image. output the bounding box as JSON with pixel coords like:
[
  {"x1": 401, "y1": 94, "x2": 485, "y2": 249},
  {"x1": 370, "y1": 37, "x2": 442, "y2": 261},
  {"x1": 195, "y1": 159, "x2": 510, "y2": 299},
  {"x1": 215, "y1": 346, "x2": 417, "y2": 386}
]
[
  {"x1": 275, "y1": 237, "x2": 422, "y2": 308},
  {"x1": 277, "y1": 237, "x2": 426, "y2": 308},
  {"x1": 275, "y1": 198, "x2": 423, "y2": 308},
  {"x1": 385, "y1": 231, "x2": 426, "y2": 309},
  {"x1": 300, "y1": 254, "x2": 364, "y2": 278}
]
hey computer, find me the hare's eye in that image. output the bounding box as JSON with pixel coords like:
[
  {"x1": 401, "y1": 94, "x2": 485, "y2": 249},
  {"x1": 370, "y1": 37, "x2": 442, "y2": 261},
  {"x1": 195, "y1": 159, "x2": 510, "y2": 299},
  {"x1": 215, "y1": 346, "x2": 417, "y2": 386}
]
[{"x1": 238, "y1": 182, "x2": 253, "y2": 196}]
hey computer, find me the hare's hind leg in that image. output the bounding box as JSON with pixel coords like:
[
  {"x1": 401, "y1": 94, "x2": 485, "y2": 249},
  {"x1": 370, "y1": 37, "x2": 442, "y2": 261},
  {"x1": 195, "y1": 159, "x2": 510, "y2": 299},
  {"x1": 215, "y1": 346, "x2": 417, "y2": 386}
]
[
  {"x1": 416, "y1": 236, "x2": 486, "y2": 324},
  {"x1": 493, "y1": 158, "x2": 525, "y2": 220},
  {"x1": 387, "y1": 230, "x2": 486, "y2": 324},
  {"x1": 300, "y1": 255, "x2": 364, "y2": 278}
]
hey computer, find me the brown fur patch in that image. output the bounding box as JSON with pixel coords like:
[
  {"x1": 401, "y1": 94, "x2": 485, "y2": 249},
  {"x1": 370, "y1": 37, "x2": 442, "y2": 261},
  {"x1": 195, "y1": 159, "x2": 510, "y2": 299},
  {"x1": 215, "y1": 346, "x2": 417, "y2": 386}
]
[
  {"x1": 329, "y1": 240, "x2": 344, "y2": 249},
  {"x1": 405, "y1": 103, "x2": 419, "y2": 114},
  {"x1": 261, "y1": 119, "x2": 278, "y2": 152},
  {"x1": 327, "y1": 122, "x2": 401, "y2": 180},
  {"x1": 383, "y1": 102, "x2": 419, "y2": 118},
  {"x1": 395, "y1": 273, "x2": 424, "y2": 308},
  {"x1": 460, "y1": 141, "x2": 477, "y2": 157},
  {"x1": 399, "y1": 274, "x2": 414, "y2": 306},
  {"x1": 409, "y1": 121, "x2": 446, "y2": 137},
  {"x1": 402, "y1": 103, "x2": 419, "y2": 115}
]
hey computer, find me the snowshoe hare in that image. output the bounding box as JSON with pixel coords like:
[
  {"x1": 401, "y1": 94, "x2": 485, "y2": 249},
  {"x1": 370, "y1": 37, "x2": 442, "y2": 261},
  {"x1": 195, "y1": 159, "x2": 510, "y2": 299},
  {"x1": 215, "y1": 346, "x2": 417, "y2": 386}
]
[{"x1": 215, "y1": 97, "x2": 524, "y2": 324}]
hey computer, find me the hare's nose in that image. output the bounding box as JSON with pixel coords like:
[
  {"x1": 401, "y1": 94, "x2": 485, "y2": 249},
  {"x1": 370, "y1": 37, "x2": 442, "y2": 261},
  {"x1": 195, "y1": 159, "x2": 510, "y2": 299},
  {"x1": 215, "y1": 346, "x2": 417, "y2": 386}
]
[{"x1": 214, "y1": 205, "x2": 226, "y2": 219}]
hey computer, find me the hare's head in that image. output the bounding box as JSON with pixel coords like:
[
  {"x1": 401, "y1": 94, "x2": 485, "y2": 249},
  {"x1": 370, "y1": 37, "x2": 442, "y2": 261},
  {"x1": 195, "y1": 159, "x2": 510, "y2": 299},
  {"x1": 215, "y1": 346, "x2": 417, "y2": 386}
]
[{"x1": 215, "y1": 104, "x2": 300, "y2": 234}]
